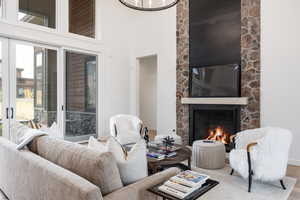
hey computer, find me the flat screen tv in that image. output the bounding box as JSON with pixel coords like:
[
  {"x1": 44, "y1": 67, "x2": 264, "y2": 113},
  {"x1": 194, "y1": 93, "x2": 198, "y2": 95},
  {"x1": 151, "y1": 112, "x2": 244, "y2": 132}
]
[{"x1": 190, "y1": 64, "x2": 240, "y2": 97}]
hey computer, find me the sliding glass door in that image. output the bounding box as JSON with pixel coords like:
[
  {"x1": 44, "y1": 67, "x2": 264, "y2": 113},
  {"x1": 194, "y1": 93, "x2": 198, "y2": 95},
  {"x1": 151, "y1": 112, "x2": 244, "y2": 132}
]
[
  {"x1": 64, "y1": 50, "x2": 97, "y2": 141},
  {"x1": 0, "y1": 39, "x2": 3, "y2": 136},
  {"x1": 0, "y1": 39, "x2": 98, "y2": 141},
  {"x1": 0, "y1": 38, "x2": 9, "y2": 138},
  {"x1": 9, "y1": 41, "x2": 58, "y2": 128}
]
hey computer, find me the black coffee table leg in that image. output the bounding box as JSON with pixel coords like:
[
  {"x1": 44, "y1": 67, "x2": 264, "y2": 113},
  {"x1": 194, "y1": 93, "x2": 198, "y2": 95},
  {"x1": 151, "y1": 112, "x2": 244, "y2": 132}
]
[
  {"x1": 162, "y1": 163, "x2": 191, "y2": 171},
  {"x1": 188, "y1": 157, "x2": 191, "y2": 169}
]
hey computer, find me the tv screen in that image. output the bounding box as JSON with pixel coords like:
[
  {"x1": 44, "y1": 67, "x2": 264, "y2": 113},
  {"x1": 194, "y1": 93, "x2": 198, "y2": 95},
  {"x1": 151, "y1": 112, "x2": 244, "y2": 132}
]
[{"x1": 190, "y1": 64, "x2": 240, "y2": 97}]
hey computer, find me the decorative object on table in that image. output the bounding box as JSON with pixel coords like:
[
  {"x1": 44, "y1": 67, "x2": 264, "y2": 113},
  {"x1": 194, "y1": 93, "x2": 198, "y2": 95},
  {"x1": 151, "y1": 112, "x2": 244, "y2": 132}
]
[
  {"x1": 192, "y1": 140, "x2": 226, "y2": 170},
  {"x1": 162, "y1": 136, "x2": 175, "y2": 154},
  {"x1": 109, "y1": 114, "x2": 143, "y2": 145},
  {"x1": 148, "y1": 170, "x2": 219, "y2": 200},
  {"x1": 118, "y1": 0, "x2": 179, "y2": 12},
  {"x1": 143, "y1": 127, "x2": 150, "y2": 146},
  {"x1": 229, "y1": 127, "x2": 293, "y2": 193},
  {"x1": 155, "y1": 133, "x2": 182, "y2": 145}
]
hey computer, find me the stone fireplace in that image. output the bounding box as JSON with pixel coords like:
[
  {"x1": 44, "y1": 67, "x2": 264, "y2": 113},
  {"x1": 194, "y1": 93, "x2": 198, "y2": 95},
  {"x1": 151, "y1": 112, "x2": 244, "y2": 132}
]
[{"x1": 176, "y1": 0, "x2": 261, "y2": 145}]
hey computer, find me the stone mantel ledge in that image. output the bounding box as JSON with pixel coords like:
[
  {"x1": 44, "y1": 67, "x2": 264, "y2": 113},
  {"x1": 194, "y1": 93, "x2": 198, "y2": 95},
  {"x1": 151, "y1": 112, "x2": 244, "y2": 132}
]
[{"x1": 181, "y1": 97, "x2": 248, "y2": 105}]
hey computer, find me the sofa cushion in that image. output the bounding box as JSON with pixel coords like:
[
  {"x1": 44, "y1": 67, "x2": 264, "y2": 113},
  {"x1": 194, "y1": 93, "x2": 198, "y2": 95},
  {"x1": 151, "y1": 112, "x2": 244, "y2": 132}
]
[{"x1": 29, "y1": 136, "x2": 123, "y2": 195}]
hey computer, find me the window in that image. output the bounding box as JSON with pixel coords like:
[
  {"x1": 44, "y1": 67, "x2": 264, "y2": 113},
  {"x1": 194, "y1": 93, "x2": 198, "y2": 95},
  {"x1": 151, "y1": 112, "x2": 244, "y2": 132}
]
[
  {"x1": 15, "y1": 43, "x2": 58, "y2": 127},
  {"x1": 69, "y1": 0, "x2": 95, "y2": 38},
  {"x1": 17, "y1": 88, "x2": 25, "y2": 98},
  {"x1": 0, "y1": 0, "x2": 3, "y2": 18},
  {"x1": 85, "y1": 58, "x2": 97, "y2": 112},
  {"x1": 0, "y1": 41, "x2": 2, "y2": 136},
  {"x1": 65, "y1": 51, "x2": 97, "y2": 140},
  {"x1": 18, "y1": 0, "x2": 56, "y2": 28}
]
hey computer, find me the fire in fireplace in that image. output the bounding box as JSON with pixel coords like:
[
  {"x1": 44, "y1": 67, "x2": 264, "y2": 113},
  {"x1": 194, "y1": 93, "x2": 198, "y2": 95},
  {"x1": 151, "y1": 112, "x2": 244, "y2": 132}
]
[
  {"x1": 189, "y1": 104, "x2": 240, "y2": 152},
  {"x1": 206, "y1": 126, "x2": 231, "y2": 145}
]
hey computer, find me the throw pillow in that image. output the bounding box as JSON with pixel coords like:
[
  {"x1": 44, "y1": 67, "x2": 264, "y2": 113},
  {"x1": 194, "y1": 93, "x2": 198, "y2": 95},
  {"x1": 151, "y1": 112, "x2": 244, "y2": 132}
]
[
  {"x1": 10, "y1": 122, "x2": 30, "y2": 144},
  {"x1": 117, "y1": 139, "x2": 148, "y2": 185},
  {"x1": 88, "y1": 136, "x2": 109, "y2": 153},
  {"x1": 88, "y1": 137, "x2": 148, "y2": 185},
  {"x1": 16, "y1": 129, "x2": 47, "y2": 150},
  {"x1": 40, "y1": 122, "x2": 62, "y2": 139}
]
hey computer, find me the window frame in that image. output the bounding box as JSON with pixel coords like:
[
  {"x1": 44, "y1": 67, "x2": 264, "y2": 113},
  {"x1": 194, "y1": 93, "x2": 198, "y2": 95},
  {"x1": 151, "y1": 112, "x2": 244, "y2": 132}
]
[
  {"x1": 14, "y1": 0, "x2": 99, "y2": 40},
  {"x1": 0, "y1": 0, "x2": 102, "y2": 46}
]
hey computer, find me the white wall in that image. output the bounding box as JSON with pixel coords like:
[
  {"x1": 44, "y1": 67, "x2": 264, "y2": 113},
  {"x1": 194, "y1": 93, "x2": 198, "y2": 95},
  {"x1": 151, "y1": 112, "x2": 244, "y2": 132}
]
[
  {"x1": 96, "y1": 2, "x2": 177, "y2": 136},
  {"x1": 129, "y1": 8, "x2": 177, "y2": 135},
  {"x1": 139, "y1": 56, "x2": 157, "y2": 130},
  {"x1": 97, "y1": 0, "x2": 134, "y2": 135},
  {"x1": 261, "y1": 0, "x2": 300, "y2": 165},
  {"x1": 0, "y1": 0, "x2": 176, "y2": 138}
]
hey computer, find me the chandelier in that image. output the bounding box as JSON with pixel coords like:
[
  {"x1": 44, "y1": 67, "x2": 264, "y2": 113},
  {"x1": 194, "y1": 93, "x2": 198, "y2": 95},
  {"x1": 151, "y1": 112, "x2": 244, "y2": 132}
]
[{"x1": 119, "y1": 0, "x2": 179, "y2": 11}]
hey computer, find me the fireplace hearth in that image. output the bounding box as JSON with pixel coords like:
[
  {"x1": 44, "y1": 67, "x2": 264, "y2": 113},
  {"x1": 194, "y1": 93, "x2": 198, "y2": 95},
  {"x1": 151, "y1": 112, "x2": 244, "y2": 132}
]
[{"x1": 189, "y1": 104, "x2": 240, "y2": 152}]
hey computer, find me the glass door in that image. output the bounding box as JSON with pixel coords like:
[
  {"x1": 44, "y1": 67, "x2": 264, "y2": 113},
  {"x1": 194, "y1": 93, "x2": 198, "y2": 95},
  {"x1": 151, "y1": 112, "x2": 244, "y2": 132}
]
[
  {"x1": 0, "y1": 37, "x2": 10, "y2": 138},
  {"x1": 9, "y1": 40, "x2": 59, "y2": 129},
  {"x1": 64, "y1": 50, "x2": 97, "y2": 141}
]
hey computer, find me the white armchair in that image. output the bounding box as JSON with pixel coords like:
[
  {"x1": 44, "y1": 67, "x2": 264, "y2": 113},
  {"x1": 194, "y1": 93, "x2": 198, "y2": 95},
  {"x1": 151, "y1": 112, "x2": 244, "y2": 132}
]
[
  {"x1": 229, "y1": 127, "x2": 292, "y2": 192},
  {"x1": 110, "y1": 115, "x2": 143, "y2": 145}
]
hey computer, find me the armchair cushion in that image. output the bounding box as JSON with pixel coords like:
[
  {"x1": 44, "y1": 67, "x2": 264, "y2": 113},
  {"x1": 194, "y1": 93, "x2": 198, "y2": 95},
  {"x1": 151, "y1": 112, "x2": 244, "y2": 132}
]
[
  {"x1": 110, "y1": 115, "x2": 142, "y2": 145},
  {"x1": 115, "y1": 118, "x2": 134, "y2": 131},
  {"x1": 116, "y1": 131, "x2": 141, "y2": 145}
]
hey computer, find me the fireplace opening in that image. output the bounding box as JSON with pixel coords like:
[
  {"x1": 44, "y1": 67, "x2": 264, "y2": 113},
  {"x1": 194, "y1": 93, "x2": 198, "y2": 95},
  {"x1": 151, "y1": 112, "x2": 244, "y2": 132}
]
[
  {"x1": 189, "y1": 105, "x2": 240, "y2": 152},
  {"x1": 206, "y1": 126, "x2": 231, "y2": 145}
]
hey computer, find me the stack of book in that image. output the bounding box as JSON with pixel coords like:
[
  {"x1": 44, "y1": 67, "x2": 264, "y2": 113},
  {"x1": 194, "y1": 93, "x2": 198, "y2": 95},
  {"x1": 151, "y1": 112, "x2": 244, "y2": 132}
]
[
  {"x1": 147, "y1": 151, "x2": 177, "y2": 160},
  {"x1": 158, "y1": 170, "x2": 209, "y2": 199},
  {"x1": 147, "y1": 152, "x2": 166, "y2": 160},
  {"x1": 147, "y1": 143, "x2": 178, "y2": 160},
  {"x1": 148, "y1": 142, "x2": 182, "y2": 152}
]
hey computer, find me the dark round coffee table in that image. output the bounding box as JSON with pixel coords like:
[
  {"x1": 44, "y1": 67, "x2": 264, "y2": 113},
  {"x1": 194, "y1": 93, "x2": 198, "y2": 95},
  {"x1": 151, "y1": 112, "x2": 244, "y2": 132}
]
[{"x1": 147, "y1": 146, "x2": 192, "y2": 174}]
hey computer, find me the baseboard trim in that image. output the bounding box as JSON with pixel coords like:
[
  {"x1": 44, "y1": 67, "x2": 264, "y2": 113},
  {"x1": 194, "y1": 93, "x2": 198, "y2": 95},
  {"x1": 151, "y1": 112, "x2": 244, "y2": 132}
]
[{"x1": 288, "y1": 159, "x2": 300, "y2": 166}]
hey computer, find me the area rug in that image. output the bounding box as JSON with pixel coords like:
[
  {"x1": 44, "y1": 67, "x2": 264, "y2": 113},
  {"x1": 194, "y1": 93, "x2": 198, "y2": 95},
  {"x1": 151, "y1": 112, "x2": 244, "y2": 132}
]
[{"x1": 192, "y1": 165, "x2": 296, "y2": 200}]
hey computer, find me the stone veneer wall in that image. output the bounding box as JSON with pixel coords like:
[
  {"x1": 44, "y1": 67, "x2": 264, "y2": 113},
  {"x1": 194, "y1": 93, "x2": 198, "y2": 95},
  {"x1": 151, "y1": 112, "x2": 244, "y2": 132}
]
[{"x1": 176, "y1": 0, "x2": 261, "y2": 145}]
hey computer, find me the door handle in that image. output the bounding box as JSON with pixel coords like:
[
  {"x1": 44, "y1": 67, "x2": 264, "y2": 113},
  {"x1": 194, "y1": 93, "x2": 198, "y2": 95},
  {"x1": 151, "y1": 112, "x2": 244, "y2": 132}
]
[
  {"x1": 11, "y1": 108, "x2": 14, "y2": 119},
  {"x1": 6, "y1": 108, "x2": 9, "y2": 119}
]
